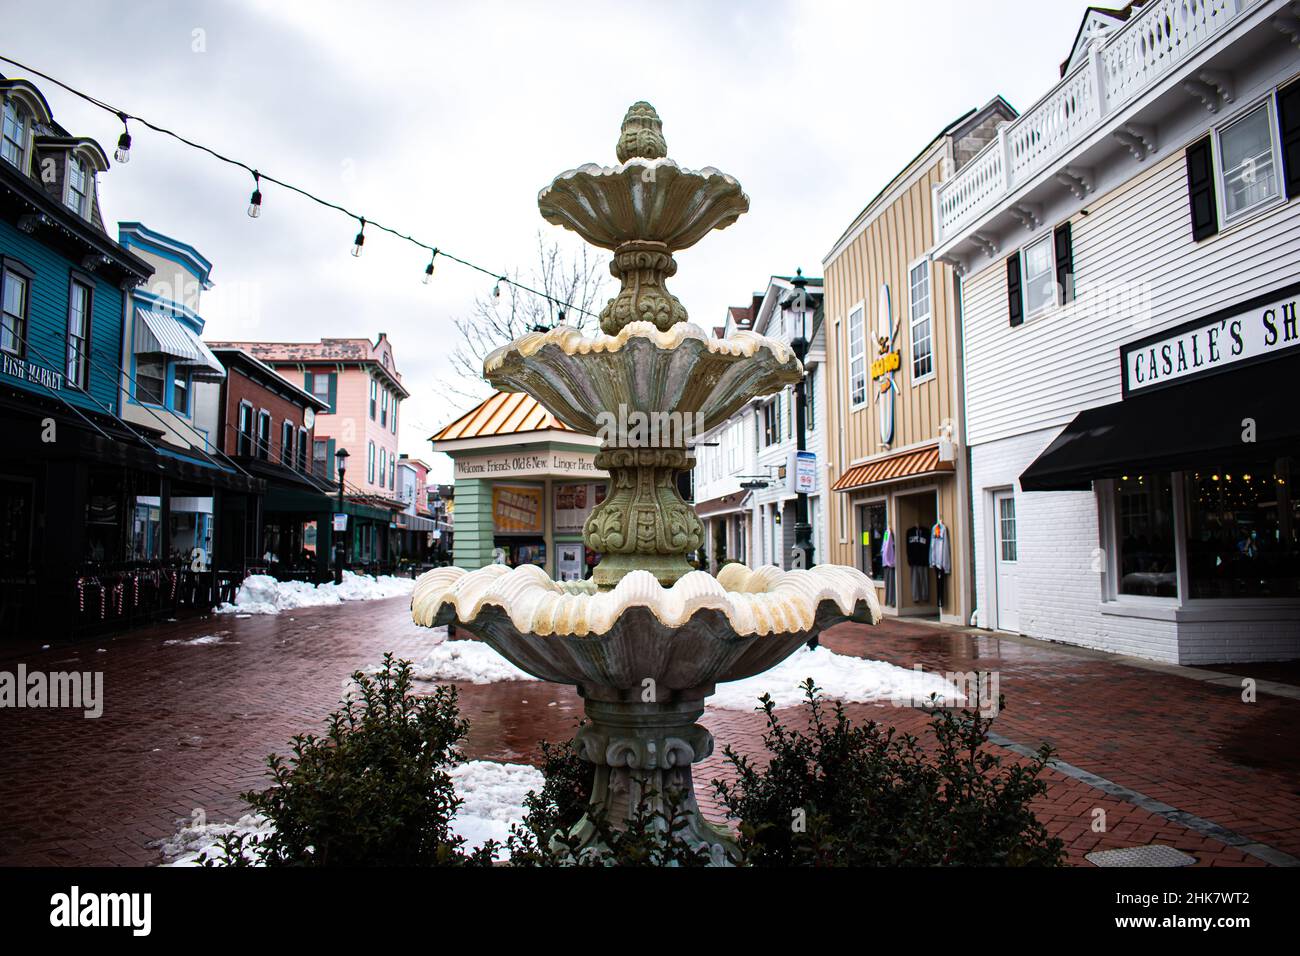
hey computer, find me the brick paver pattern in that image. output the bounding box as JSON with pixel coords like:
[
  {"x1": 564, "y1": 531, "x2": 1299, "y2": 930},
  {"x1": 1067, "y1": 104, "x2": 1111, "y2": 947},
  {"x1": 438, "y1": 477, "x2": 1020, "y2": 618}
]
[{"x1": 1, "y1": 596, "x2": 1295, "y2": 867}]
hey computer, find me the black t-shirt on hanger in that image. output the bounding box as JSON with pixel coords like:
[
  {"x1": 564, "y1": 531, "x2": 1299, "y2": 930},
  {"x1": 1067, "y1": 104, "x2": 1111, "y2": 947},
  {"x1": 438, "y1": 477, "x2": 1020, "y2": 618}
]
[{"x1": 906, "y1": 525, "x2": 930, "y2": 566}]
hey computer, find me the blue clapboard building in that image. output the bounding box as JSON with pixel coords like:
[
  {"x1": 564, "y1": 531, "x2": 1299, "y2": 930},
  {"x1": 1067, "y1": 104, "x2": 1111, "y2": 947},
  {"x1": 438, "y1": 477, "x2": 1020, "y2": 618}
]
[{"x1": 0, "y1": 73, "x2": 260, "y2": 638}]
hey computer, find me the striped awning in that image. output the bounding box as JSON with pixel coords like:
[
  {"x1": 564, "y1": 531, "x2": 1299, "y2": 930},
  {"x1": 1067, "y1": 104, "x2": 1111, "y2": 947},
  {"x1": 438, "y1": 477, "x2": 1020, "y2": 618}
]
[
  {"x1": 831, "y1": 444, "x2": 954, "y2": 492},
  {"x1": 134, "y1": 309, "x2": 225, "y2": 377}
]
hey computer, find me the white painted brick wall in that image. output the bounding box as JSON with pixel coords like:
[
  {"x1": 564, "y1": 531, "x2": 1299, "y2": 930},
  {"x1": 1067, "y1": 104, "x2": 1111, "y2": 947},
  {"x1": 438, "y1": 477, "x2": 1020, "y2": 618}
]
[{"x1": 971, "y1": 430, "x2": 1300, "y2": 664}]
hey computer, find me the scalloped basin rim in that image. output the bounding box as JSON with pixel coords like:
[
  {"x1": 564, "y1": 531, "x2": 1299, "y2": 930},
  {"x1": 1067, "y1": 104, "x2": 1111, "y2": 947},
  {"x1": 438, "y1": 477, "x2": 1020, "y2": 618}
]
[
  {"x1": 483, "y1": 320, "x2": 800, "y2": 375},
  {"x1": 411, "y1": 563, "x2": 883, "y2": 639}
]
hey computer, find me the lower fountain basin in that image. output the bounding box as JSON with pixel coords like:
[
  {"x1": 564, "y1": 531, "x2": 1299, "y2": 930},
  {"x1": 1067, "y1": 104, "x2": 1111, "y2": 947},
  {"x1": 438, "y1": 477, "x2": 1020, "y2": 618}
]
[{"x1": 410, "y1": 563, "x2": 881, "y2": 691}]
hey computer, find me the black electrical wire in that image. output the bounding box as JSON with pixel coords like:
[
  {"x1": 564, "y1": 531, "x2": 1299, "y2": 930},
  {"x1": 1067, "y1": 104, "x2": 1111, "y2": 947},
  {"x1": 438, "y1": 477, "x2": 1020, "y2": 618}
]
[{"x1": 0, "y1": 53, "x2": 596, "y2": 319}]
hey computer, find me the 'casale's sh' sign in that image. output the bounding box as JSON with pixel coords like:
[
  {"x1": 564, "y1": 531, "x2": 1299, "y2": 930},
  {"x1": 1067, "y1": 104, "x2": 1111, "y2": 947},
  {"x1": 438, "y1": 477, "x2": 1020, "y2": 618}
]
[{"x1": 1121, "y1": 284, "x2": 1299, "y2": 396}]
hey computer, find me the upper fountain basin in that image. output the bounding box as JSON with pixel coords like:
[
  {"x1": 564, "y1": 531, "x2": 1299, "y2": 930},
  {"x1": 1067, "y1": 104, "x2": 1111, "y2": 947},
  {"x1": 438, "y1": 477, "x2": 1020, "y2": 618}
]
[
  {"x1": 538, "y1": 159, "x2": 749, "y2": 251},
  {"x1": 484, "y1": 320, "x2": 801, "y2": 438},
  {"x1": 410, "y1": 563, "x2": 882, "y2": 690}
]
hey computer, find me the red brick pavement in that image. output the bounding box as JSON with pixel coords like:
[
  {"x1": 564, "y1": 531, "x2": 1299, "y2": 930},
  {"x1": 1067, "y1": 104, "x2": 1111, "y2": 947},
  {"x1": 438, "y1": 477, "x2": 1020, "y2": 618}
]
[{"x1": 0, "y1": 597, "x2": 1293, "y2": 867}]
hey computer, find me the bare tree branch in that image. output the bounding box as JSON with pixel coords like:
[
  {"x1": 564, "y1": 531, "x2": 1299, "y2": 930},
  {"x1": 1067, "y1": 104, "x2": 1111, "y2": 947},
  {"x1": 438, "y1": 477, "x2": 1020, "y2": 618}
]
[{"x1": 448, "y1": 232, "x2": 608, "y2": 390}]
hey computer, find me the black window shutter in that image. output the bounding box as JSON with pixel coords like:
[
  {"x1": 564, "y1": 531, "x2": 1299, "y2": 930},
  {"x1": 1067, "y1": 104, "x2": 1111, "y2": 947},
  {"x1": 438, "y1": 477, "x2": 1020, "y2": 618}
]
[
  {"x1": 1006, "y1": 254, "x2": 1023, "y2": 327},
  {"x1": 1185, "y1": 135, "x2": 1218, "y2": 242},
  {"x1": 1278, "y1": 79, "x2": 1300, "y2": 200},
  {"x1": 1053, "y1": 220, "x2": 1074, "y2": 304}
]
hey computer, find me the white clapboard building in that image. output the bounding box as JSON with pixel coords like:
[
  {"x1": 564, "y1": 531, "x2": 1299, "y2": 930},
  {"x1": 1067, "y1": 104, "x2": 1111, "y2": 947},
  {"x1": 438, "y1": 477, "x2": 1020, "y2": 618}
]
[{"x1": 933, "y1": 0, "x2": 1300, "y2": 663}]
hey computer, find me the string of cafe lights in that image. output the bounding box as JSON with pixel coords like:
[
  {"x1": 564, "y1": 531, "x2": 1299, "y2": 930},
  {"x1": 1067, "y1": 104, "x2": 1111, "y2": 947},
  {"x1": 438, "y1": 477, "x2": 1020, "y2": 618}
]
[{"x1": 0, "y1": 54, "x2": 595, "y2": 320}]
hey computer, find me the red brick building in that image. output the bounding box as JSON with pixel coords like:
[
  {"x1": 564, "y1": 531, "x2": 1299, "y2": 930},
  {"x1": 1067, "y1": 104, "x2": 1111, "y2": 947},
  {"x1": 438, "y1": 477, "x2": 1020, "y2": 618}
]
[{"x1": 210, "y1": 347, "x2": 333, "y2": 578}]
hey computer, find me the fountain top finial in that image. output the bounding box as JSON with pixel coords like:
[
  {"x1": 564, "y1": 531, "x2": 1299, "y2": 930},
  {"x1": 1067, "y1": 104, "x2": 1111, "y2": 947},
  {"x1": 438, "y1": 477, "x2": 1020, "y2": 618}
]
[{"x1": 616, "y1": 101, "x2": 667, "y2": 163}]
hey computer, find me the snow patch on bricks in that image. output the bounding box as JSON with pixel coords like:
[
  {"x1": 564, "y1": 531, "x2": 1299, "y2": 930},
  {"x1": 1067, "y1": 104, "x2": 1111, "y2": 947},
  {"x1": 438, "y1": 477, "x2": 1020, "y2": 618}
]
[
  {"x1": 214, "y1": 571, "x2": 415, "y2": 616},
  {"x1": 159, "y1": 760, "x2": 541, "y2": 866},
  {"x1": 710, "y1": 645, "x2": 965, "y2": 710},
  {"x1": 409, "y1": 639, "x2": 539, "y2": 684}
]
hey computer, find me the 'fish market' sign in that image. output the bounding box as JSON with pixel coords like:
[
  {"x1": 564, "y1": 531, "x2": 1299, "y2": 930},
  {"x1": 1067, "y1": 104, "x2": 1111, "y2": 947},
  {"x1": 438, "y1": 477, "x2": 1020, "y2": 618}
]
[
  {"x1": 1122, "y1": 285, "x2": 1299, "y2": 395},
  {"x1": 2, "y1": 353, "x2": 63, "y2": 391}
]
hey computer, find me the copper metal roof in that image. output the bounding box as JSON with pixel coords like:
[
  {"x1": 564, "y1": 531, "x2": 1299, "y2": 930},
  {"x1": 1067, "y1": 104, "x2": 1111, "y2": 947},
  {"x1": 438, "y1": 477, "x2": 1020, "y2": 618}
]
[
  {"x1": 430, "y1": 391, "x2": 571, "y2": 442},
  {"x1": 831, "y1": 444, "x2": 954, "y2": 491}
]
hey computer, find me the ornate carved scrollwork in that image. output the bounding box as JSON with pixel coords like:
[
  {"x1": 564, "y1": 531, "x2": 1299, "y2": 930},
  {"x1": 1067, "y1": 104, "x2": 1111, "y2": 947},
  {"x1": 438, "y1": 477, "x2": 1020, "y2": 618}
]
[{"x1": 583, "y1": 447, "x2": 704, "y2": 587}]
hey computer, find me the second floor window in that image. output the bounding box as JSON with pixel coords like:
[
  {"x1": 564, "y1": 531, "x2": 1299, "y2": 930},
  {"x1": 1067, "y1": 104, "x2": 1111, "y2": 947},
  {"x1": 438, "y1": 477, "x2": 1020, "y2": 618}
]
[
  {"x1": 381, "y1": 388, "x2": 388, "y2": 427},
  {"x1": 2, "y1": 266, "x2": 29, "y2": 356},
  {"x1": 763, "y1": 399, "x2": 780, "y2": 447},
  {"x1": 281, "y1": 420, "x2": 294, "y2": 465},
  {"x1": 909, "y1": 260, "x2": 933, "y2": 381},
  {"x1": 137, "y1": 357, "x2": 165, "y2": 405},
  {"x1": 65, "y1": 156, "x2": 88, "y2": 217},
  {"x1": 257, "y1": 411, "x2": 272, "y2": 459},
  {"x1": 367, "y1": 441, "x2": 375, "y2": 483},
  {"x1": 66, "y1": 280, "x2": 91, "y2": 389},
  {"x1": 237, "y1": 403, "x2": 253, "y2": 455},
  {"x1": 172, "y1": 367, "x2": 189, "y2": 415},
  {"x1": 308, "y1": 371, "x2": 333, "y2": 411},
  {"x1": 1, "y1": 100, "x2": 28, "y2": 171},
  {"x1": 313, "y1": 439, "x2": 327, "y2": 477},
  {"x1": 848, "y1": 305, "x2": 866, "y2": 407},
  {"x1": 297, "y1": 428, "x2": 308, "y2": 472},
  {"x1": 1218, "y1": 101, "x2": 1281, "y2": 222},
  {"x1": 369, "y1": 379, "x2": 378, "y2": 419},
  {"x1": 1021, "y1": 235, "x2": 1056, "y2": 317},
  {"x1": 389, "y1": 457, "x2": 395, "y2": 491},
  {"x1": 391, "y1": 399, "x2": 398, "y2": 434}
]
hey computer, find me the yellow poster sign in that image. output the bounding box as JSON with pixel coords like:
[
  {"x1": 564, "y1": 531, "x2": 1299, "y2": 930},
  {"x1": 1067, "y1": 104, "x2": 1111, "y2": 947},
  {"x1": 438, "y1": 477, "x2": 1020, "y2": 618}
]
[
  {"x1": 493, "y1": 484, "x2": 543, "y2": 534},
  {"x1": 871, "y1": 351, "x2": 900, "y2": 379}
]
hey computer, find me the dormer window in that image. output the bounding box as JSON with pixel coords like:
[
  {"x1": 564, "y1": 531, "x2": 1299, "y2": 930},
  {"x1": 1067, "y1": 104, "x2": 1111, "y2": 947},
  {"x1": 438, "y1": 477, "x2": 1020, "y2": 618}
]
[
  {"x1": 65, "y1": 155, "x2": 89, "y2": 217},
  {"x1": 1, "y1": 99, "x2": 29, "y2": 171}
]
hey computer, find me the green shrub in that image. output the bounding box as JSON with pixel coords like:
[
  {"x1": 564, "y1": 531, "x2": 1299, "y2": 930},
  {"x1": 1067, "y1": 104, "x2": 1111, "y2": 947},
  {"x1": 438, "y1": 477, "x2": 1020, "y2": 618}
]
[
  {"x1": 204, "y1": 654, "x2": 495, "y2": 866},
  {"x1": 712, "y1": 679, "x2": 1064, "y2": 866}
]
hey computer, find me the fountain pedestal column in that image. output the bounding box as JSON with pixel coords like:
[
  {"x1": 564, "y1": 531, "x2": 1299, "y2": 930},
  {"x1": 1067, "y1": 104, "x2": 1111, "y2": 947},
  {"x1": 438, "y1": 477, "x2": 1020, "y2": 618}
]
[
  {"x1": 583, "y1": 447, "x2": 703, "y2": 588},
  {"x1": 566, "y1": 685, "x2": 738, "y2": 865}
]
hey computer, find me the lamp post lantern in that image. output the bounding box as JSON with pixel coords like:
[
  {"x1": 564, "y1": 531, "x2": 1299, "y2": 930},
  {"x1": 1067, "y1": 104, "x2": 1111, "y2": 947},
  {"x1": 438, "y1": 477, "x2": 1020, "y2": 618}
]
[{"x1": 334, "y1": 447, "x2": 350, "y2": 585}]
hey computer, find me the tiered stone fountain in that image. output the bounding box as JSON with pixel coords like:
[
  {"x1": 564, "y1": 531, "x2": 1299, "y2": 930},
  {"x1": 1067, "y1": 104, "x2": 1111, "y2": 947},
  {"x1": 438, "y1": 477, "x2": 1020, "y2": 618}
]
[{"x1": 412, "y1": 103, "x2": 880, "y2": 864}]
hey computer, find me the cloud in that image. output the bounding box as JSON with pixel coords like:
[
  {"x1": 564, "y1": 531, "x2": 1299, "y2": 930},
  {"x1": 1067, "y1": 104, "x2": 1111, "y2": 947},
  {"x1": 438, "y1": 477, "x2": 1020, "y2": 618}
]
[{"x1": 6, "y1": 0, "x2": 1083, "y2": 482}]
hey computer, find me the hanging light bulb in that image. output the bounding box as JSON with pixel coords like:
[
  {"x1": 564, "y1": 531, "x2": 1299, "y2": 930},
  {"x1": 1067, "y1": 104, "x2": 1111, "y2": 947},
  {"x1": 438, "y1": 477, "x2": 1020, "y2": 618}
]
[
  {"x1": 247, "y1": 170, "x2": 262, "y2": 219},
  {"x1": 423, "y1": 248, "x2": 438, "y2": 285},
  {"x1": 351, "y1": 217, "x2": 366, "y2": 257},
  {"x1": 114, "y1": 114, "x2": 132, "y2": 164},
  {"x1": 557, "y1": 308, "x2": 566, "y2": 324},
  {"x1": 493, "y1": 277, "x2": 505, "y2": 302}
]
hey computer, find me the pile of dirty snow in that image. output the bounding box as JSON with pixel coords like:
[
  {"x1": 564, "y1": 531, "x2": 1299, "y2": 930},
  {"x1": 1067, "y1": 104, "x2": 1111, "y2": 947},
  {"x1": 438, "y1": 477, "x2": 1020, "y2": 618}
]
[
  {"x1": 160, "y1": 760, "x2": 540, "y2": 865},
  {"x1": 708, "y1": 645, "x2": 965, "y2": 710},
  {"x1": 410, "y1": 639, "x2": 538, "y2": 684},
  {"x1": 214, "y1": 571, "x2": 415, "y2": 616}
]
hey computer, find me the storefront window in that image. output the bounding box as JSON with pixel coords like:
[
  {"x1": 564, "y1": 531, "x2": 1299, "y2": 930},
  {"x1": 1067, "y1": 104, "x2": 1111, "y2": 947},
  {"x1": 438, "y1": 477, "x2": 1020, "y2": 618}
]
[
  {"x1": 1116, "y1": 473, "x2": 1177, "y2": 598},
  {"x1": 858, "y1": 502, "x2": 886, "y2": 582},
  {"x1": 131, "y1": 496, "x2": 162, "y2": 561},
  {"x1": 1184, "y1": 459, "x2": 1298, "y2": 599}
]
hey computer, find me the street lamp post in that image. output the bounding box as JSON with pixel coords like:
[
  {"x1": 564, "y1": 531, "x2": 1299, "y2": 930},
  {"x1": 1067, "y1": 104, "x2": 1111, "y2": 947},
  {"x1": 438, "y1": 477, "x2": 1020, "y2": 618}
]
[
  {"x1": 785, "y1": 268, "x2": 814, "y2": 573},
  {"x1": 334, "y1": 447, "x2": 350, "y2": 585}
]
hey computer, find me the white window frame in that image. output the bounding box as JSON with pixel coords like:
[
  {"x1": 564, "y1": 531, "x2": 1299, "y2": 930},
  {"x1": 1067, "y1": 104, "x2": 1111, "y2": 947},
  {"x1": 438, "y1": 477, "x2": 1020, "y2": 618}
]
[
  {"x1": 847, "y1": 301, "x2": 867, "y2": 409},
  {"x1": 1212, "y1": 95, "x2": 1285, "y2": 228},
  {"x1": 1, "y1": 98, "x2": 30, "y2": 174},
  {"x1": 64, "y1": 154, "x2": 89, "y2": 218},
  {"x1": 1020, "y1": 234, "x2": 1057, "y2": 319},
  {"x1": 907, "y1": 256, "x2": 934, "y2": 385}
]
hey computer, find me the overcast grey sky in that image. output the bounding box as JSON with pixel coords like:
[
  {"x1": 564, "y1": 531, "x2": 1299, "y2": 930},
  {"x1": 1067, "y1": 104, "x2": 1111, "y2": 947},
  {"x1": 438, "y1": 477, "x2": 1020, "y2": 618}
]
[{"x1": 6, "y1": 0, "x2": 1085, "y2": 480}]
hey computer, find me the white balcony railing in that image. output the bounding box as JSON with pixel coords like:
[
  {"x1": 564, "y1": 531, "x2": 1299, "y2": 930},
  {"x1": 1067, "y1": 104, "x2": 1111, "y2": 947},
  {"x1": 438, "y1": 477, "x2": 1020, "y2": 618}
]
[{"x1": 936, "y1": 0, "x2": 1252, "y2": 245}]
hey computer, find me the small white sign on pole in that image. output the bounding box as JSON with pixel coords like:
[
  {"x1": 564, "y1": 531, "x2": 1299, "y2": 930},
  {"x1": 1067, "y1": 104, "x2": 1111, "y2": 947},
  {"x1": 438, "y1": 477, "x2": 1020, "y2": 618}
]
[{"x1": 790, "y1": 450, "x2": 817, "y2": 494}]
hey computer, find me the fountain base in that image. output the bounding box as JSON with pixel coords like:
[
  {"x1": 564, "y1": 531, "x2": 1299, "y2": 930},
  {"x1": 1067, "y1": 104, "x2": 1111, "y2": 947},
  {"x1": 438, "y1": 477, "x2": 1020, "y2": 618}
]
[{"x1": 562, "y1": 687, "x2": 739, "y2": 865}]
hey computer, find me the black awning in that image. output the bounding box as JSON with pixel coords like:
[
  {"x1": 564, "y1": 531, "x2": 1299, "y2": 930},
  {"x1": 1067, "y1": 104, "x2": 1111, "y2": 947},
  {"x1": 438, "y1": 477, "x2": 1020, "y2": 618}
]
[{"x1": 1020, "y1": 354, "x2": 1300, "y2": 492}]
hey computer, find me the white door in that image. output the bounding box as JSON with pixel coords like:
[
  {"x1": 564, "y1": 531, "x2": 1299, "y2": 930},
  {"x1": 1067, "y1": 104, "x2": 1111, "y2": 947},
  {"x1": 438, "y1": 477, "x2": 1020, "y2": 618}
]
[{"x1": 993, "y1": 491, "x2": 1020, "y2": 632}]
